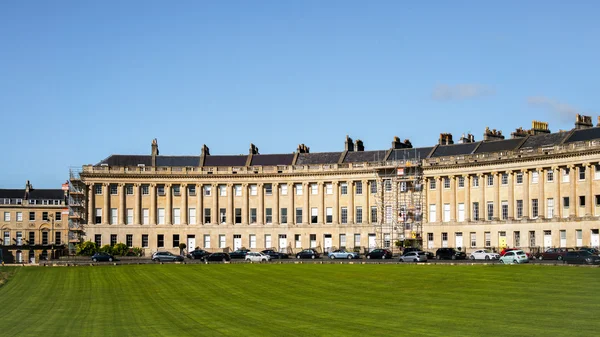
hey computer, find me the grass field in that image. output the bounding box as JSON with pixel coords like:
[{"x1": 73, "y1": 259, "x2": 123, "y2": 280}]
[{"x1": 0, "y1": 264, "x2": 598, "y2": 336}]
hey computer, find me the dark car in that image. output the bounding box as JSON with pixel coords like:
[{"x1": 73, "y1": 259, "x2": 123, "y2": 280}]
[
  {"x1": 435, "y1": 248, "x2": 467, "y2": 260},
  {"x1": 187, "y1": 249, "x2": 211, "y2": 261},
  {"x1": 92, "y1": 252, "x2": 115, "y2": 262},
  {"x1": 206, "y1": 252, "x2": 231, "y2": 262},
  {"x1": 296, "y1": 249, "x2": 320, "y2": 259},
  {"x1": 564, "y1": 250, "x2": 600, "y2": 265},
  {"x1": 536, "y1": 248, "x2": 574, "y2": 261},
  {"x1": 152, "y1": 251, "x2": 184, "y2": 262},
  {"x1": 229, "y1": 249, "x2": 251, "y2": 259},
  {"x1": 261, "y1": 249, "x2": 289, "y2": 259},
  {"x1": 578, "y1": 247, "x2": 600, "y2": 255},
  {"x1": 366, "y1": 249, "x2": 393, "y2": 260}
]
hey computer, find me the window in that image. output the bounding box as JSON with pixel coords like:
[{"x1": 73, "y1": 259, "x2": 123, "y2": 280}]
[
  {"x1": 126, "y1": 185, "x2": 134, "y2": 195},
  {"x1": 94, "y1": 234, "x2": 102, "y2": 247},
  {"x1": 142, "y1": 185, "x2": 149, "y2": 195},
  {"x1": 173, "y1": 234, "x2": 180, "y2": 248},
  {"x1": 235, "y1": 185, "x2": 242, "y2": 196},
  {"x1": 400, "y1": 182, "x2": 407, "y2": 192},
  {"x1": 311, "y1": 208, "x2": 318, "y2": 224},
  {"x1": 143, "y1": 208, "x2": 149, "y2": 225},
  {"x1": 385, "y1": 180, "x2": 392, "y2": 192},
  {"x1": 472, "y1": 176, "x2": 479, "y2": 187},
  {"x1": 339, "y1": 234, "x2": 347, "y2": 248},
  {"x1": 110, "y1": 208, "x2": 117, "y2": 224},
  {"x1": 219, "y1": 185, "x2": 227, "y2": 197},
  {"x1": 281, "y1": 184, "x2": 288, "y2": 195},
  {"x1": 250, "y1": 184, "x2": 257, "y2": 196},
  {"x1": 110, "y1": 185, "x2": 118, "y2": 195},
  {"x1": 531, "y1": 171, "x2": 539, "y2": 184},
  {"x1": 340, "y1": 183, "x2": 348, "y2": 195},
  {"x1": 42, "y1": 212, "x2": 48, "y2": 221},
  {"x1": 547, "y1": 170, "x2": 554, "y2": 182},
  {"x1": 219, "y1": 235, "x2": 226, "y2": 248},
  {"x1": 547, "y1": 198, "x2": 554, "y2": 218},
  {"x1": 429, "y1": 179, "x2": 436, "y2": 190},
  {"x1": 281, "y1": 208, "x2": 287, "y2": 224},
  {"x1": 14, "y1": 231, "x2": 22, "y2": 245},
  {"x1": 29, "y1": 211, "x2": 35, "y2": 221},
  {"x1": 295, "y1": 234, "x2": 301, "y2": 248},
  {"x1": 28, "y1": 232, "x2": 34, "y2": 245},
  {"x1": 173, "y1": 208, "x2": 180, "y2": 224},
  {"x1": 354, "y1": 234, "x2": 361, "y2": 247},
  {"x1": 532, "y1": 199, "x2": 538, "y2": 218},
  {"x1": 95, "y1": 185, "x2": 102, "y2": 194},
  {"x1": 370, "y1": 181, "x2": 377, "y2": 194},
  {"x1": 516, "y1": 200, "x2": 523, "y2": 218},
  {"x1": 295, "y1": 184, "x2": 303, "y2": 195},
  {"x1": 203, "y1": 235, "x2": 211, "y2": 249},
  {"x1": 472, "y1": 202, "x2": 479, "y2": 221},
  {"x1": 158, "y1": 208, "x2": 165, "y2": 224},
  {"x1": 355, "y1": 181, "x2": 362, "y2": 195},
  {"x1": 42, "y1": 231, "x2": 48, "y2": 245},
  {"x1": 443, "y1": 204, "x2": 450, "y2": 222},
  {"x1": 514, "y1": 231, "x2": 520, "y2": 247},
  {"x1": 516, "y1": 172, "x2": 523, "y2": 184},
  {"x1": 311, "y1": 184, "x2": 318, "y2": 195},
  {"x1": 157, "y1": 185, "x2": 165, "y2": 195},
  {"x1": 341, "y1": 207, "x2": 348, "y2": 224},
  {"x1": 94, "y1": 209, "x2": 101, "y2": 224},
  {"x1": 529, "y1": 231, "x2": 536, "y2": 247},
  {"x1": 250, "y1": 208, "x2": 257, "y2": 224},
  {"x1": 3, "y1": 212, "x2": 9, "y2": 221},
  {"x1": 579, "y1": 166, "x2": 586, "y2": 180},
  {"x1": 487, "y1": 202, "x2": 494, "y2": 221},
  {"x1": 295, "y1": 208, "x2": 302, "y2": 224},
  {"x1": 126, "y1": 234, "x2": 133, "y2": 247},
  {"x1": 126, "y1": 209, "x2": 133, "y2": 224},
  {"x1": 383, "y1": 233, "x2": 391, "y2": 248},
  {"x1": 444, "y1": 178, "x2": 450, "y2": 189},
  {"x1": 579, "y1": 196, "x2": 586, "y2": 207},
  {"x1": 265, "y1": 184, "x2": 272, "y2": 196},
  {"x1": 219, "y1": 209, "x2": 227, "y2": 225},
  {"x1": 204, "y1": 185, "x2": 212, "y2": 196},
  {"x1": 484, "y1": 232, "x2": 491, "y2": 247},
  {"x1": 596, "y1": 195, "x2": 600, "y2": 206},
  {"x1": 110, "y1": 234, "x2": 117, "y2": 246},
  {"x1": 188, "y1": 185, "x2": 196, "y2": 196},
  {"x1": 326, "y1": 208, "x2": 333, "y2": 223},
  {"x1": 265, "y1": 234, "x2": 272, "y2": 248},
  {"x1": 563, "y1": 197, "x2": 570, "y2": 208},
  {"x1": 55, "y1": 212, "x2": 62, "y2": 221},
  {"x1": 470, "y1": 233, "x2": 476, "y2": 248},
  {"x1": 371, "y1": 206, "x2": 377, "y2": 223},
  {"x1": 204, "y1": 208, "x2": 211, "y2": 224},
  {"x1": 501, "y1": 201, "x2": 508, "y2": 220},
  {"x1": 249, "y1": 234, "x2": 256, "y2": 249},
  {"x1": 458, "y1": 176, "x2": 465, "y2": 188},
  {"x1": 265, "y1": 208, "x2": 272, "y2": 224},
  {"x1": 188, "y1": 208, "x2": 195, "y2": 225},
  {"x1": 429, "y1": 204, "x2": 436, "y2": 222},
  {"x1": 487, "y1": 175, "x2": 494, "y2": 186},
  {"x1": 501, "y1": 173, "x2": 508, "y2": 185},
  {"x1": 596, "y1": 165, "x2": 600, "y2": 180},
  {"x1": 385, "y1": 205, "x2": 392, "y2": 223},
  {"x1": 326, "y1": 183, "x2": 333, "y2": 195},
  {"x1": 356, "y1": 207, "x2": 362, "y2": 224},
  {"x1": 234, "y1": 208, "x2": 241, "y2": 224},
  {"x1": 458, "y1": 203, "x2": 465, "y2": 222},
  {"x1": 562, "y1": 168, "x2": 570, "y2": 182},
  {"x1": 441, "y1": 232, "x2": 448, "y2": 247}
]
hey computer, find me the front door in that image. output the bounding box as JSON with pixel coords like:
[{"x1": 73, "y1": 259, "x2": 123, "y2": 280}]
[
  {"x1": 29, "y1": 250, "x2": 35, "y2": 264},
  {"x1": 455, "y1": 233, "x2": 463, "y2": 250},
  {"x1": 187, "y1": 235, "x2": 196, "y2": 253},
  {"x1": 368, "y1": 234, "x2": 376, "y2": 251},
  {"x1": 16, "y1": 250, "x2": 22, "y2": 263},
  {"x1": 544, "y1": 231, "x2": 552, "y2": 249},
  {"x1": 591, "y1": 229, "x2": 599, "y2": 248},
  {"x1": 324, "y1": 234, "x2": 332, "y2": 253},
  {"x1": 233, "y1": 235, "x2": 242, "y2": 250},
  {"x1": 278, "y1": 234, "x2": 287, "y2": 253},
  {"x1": 560, "y1": 231, "x2": 566, "y2": 247},
  {"x1": 498, "y1": 232, "x2": 507, "y2": 248}
]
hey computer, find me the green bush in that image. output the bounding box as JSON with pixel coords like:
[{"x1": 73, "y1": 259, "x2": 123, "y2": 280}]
[
  {"x1": 126, "y1": 247, "x2": 143, "y2": 257},
  {"x1": 112, "y1": 243, "x2": 129, "y2": 256},
  {"x1": 99, "y1": 244, "x2": 113, "y2": 255},
  {"x1": 76, "y1": 241, "x2": 98, "y2": 256}
]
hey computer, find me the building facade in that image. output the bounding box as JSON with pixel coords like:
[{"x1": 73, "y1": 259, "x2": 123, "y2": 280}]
[
  {"x1": 77, "y1": 115, "x2": 600, "y2": 255},
  {"x1": 0, "y1": 181, "x2": 68, "y2": 263}
]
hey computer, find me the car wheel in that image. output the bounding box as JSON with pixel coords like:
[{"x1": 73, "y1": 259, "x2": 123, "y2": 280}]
[
  {"x1": 557, "y1": 256, "x2": 563, "y2": 261},
  {"x1": 500, "y1": 259, "x2": 505, "y2": 264},
  {"x1": 381, "y1": 255, "x2": 386, "y2": 260},
  {"x1": 513, "y1": 260, "x2": 518, "y2": 264},
  {"x1": 222, "y1": 258, "x2": 226, "y2": 263},
  {"x1": 436, "y1": 255, "x2": 441, "y2": 260},
  {"x1": 245, "y1": 259, "x2": 250, "y2": 262},
  {"x1": 311, "y1": 255, "x2": 315, "y2": 259},
  {"x1": 485, "y1": 256, "x2": 490, "y2": 260},
  {"x1": 538, "y1": 256, "x2": 543, "y2": 260},
  {"x1": 330, "y1": 255, "x2": 335, "y2": 259},
  {"x1": 452, "y1": 255, "x2": 456, "y2": 260},
  {"x1": 413, "y1": 259, "x2": 418, "y2": 262},
  {"x1": 296, "y1": 255, "x2": 301, "y2": 259},
  {"x1": 399, "y1": 258, "x2": 404, "y2": 262},
  {"x1": 367, "y1": 255, "x2": 371, "y2": 259},
  {"x1": 470, "y1": 256, "x2": 475, "y2": 260},
  {"x1": 347, "y1": 255, "x2": 352, "y2": 260},
  {"x1": 109, "y1": 258, "x2": 113, "y2": 262},
  {"x1": 153, "y1": 258, "x2": 160, "y2": 262},
  {"x1": 92, "y1": 258, "x2": 97, "y2": 262}
]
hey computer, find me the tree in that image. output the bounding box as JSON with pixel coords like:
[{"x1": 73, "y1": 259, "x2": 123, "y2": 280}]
[
  {"x1": 76, "y1": 241, "x2": 98, "y2": 256},
  {"x1": 99, "y1": 244, "x2": 113, "y2": 255},
  {"x1": 112, "y1": 243, "x2": 128, "y2": 256}
]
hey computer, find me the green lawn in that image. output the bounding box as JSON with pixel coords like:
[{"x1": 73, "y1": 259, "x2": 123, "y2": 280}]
[{"x1": 0, "y1": 264, "x2": 598, "y2": 336}]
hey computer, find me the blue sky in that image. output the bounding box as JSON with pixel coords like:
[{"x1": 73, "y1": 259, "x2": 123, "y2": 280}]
[{"x1": 1, "y1": 1, "x2": 599, "y2": 188}]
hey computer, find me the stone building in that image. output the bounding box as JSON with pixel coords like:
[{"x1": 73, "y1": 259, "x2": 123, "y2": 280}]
[{"x1": 76, "y1": 115, "x2": 600, "y2": 255}]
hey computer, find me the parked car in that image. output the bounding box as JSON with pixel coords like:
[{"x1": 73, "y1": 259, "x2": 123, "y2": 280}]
[
  {"x1": 499, "y1": 250, "x2": 529, "y2": 264},
  {"x1": 261, "y1": 249, "x2": 289, "y2": 259},
  {"x1": 187, "y1": 249, "x2": 211, "y2": 261},
  {"x1": 245, "y1": 252, "x2": 271, "y2": 262},
  {"x1": 229, "y1": 249, "x2": 251, "y2": 259},
  {"x1": 536, "y1": 248, "x2": 574, "y2": 261},
  {"x1": 501, "y1": 248, "x2": 533, "y2": 259},
  {"x1": 469, "y1": 249, "x2": 500, "y2": 260},
  {"x1": 564, "y1": 250, "x2": 600, "y2": 265},
  {"x1": 206, "y1": 252, "x2": 231, "y2": 262},
  {"x1": 578, "y1": 247, "x2": 600, "y2": 256},
  {"x1": 435, "y1": 248, "x2": 467, "y2": 260},
  {"x1": 152, "y1": 251, "x2": 184, "y2": 262},
  {"x1": 92, "y1": 252, "x2": 114, "y2": 262},
  {"x1": 399, "y1": 251, "x2": 428, "y2": 262},
  {"x1": 328, "y1": 249, "x2": 360, "y2": 259},
  {"x1": 366, "y1": 249, "x2": 393, "y2": 260},
  {"x1": 296, "y1": 249, "x2": 320, "y2": 259}
]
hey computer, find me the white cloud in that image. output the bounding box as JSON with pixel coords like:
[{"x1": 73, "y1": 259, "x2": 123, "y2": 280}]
[
  {"x1": 527, "y1": 96, "x2": 581, "y2": 122},
  {"x1": 432, "y1": 84, "x2": 495, "y2": 101}
]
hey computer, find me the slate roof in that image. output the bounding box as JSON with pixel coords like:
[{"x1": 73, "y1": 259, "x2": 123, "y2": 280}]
[
  {"x1": 520, "y1": 132, "x2": 569, "y2": 149},
  {"x1": 389, "y1": 147, "x2": 434, "y2": 161},
  {"x1": 0, "y1": 189, "x2": 63, "y2": 199},
  {"x1": 0, "y1": 189, "x2": 26, "y2": 199},
  {"x1": 204, "y1": 155, "x2": 248, "y2": 167},
  {"x1": 96, "y1": 155, "x2": 151, "y2": 167},
  {"x1": 250, "y1": 154, "x2": 295, "y2": 166},
  {"x1": 296, "y1": 152, "x2": 342, "y2": 165},
  {"x1": 156, "y1": 156, "x2": 200, "y2": 167},
  {"x1": 563, "y1": 127, "x2": 600, "y2": 144},
  {"x1": 431, "y1": 143, "x2": 479, "y2": 157},
  {"x1": 343, "y1": 150, "x2": 388, "y2": 163},
  {"x1": 474, "y1": 138, "x2": 524, "y2": 154}
]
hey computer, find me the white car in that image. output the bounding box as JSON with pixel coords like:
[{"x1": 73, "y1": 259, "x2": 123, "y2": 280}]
[
  {"x1": 245, "y1": 252, "x2": 271, "y2": 262},
  {"x1": 469, "y1": 249, "x2": 500, "y2": 260}
]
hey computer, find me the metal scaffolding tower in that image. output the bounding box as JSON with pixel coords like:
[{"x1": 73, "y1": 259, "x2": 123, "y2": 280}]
[{"x1": 68, "y1": 167, "x2": 86, "y2": 254}]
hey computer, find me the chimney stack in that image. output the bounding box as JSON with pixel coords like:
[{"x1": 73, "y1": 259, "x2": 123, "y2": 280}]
[
  {"x1": 391, "y1": 136, "x2": 412, "y2": 149},
  {"x1": 575, "y1": 114, "x2": 593, "y2": 129},
  {"x1": 249, "y1": 143, "x2": 259, "y2": 155},
  {"x1": 459, "y1": 133, "x2": 475, "y2": 143},
  {"x1": 296, "y1": 144, "x2": 310, "y2": 153},
  {"x1": 530, "y1": 120, "x2": 550, "y2": 135},
  {"x1": 354, "y1": 139, "x2": 364, "y2": 151},
  {"x1": 344, "y1": 135, "x2": 354, "y2": 152},
  {"x1": 151, "y1": 138, "x2": 159, "y2": 166},
  {"x1": 483, "y1": 127, "x2": 505, "y2": 141},
  {"x1": 438, "y1": 133, "x2": 454, "y2": 145},
  {"x1": 510, "y1": 127, "x2": 529, "y2": 139}
]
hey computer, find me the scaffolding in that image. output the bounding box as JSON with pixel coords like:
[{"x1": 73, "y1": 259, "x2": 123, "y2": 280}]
[
  {"x1": 372, "y1": 151, "x2": 424, "y2": 254},
  {"x1": 68, "y1": 167, "x2": 86, "y2": 254}
]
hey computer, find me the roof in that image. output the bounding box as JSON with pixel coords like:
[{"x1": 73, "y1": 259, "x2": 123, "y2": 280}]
[
  {"x1": 431, "y1": 143, "x2": 479, "y2": 157},
  {"x1": 563, "y1": 127, "x2": 600, "y2": 144},
  {"x1": 520, "y1": 132, "x2": 569, "y2": 149},
  {"x1": 296, "y1": 152, "x2": 342, "y2": 165},
  {"x1": 204, "y1": 155, "x2": 248, "y2": 167},
  {"x1": 0, "y1": 189, "x2": 63, "y2": 199},
  {"x1": 156, "y1": 156, "x2": 200, "y2": 167},
  {"x1": 389, "y1": 147, "x2": 434, "y2": 161},
  {"x1": 250, "y1": 154, "x2": 294, "y2": 166},
  {"x1": 343, "y1": 150, "x2": 388, "y2": 163},
  {"x1": 96, "y1": 155, "x2": 151, "y2": 167},
  {"x1": 0, "y1": 189, "x2": 25, "y2": 199},
  {"x1": 474, "y1": 138, "x2": 523, "y2": 154}
]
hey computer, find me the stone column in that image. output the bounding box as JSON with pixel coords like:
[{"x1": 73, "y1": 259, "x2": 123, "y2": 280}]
[
  {"x1": 150, "y1": 183, "x2": 157, "y2": 225},
  {"x1": 118, "y1": 184, "x2": 126, "y2": 225},
  {"x1": 227, "y1": 184, "x2": 234, "y2": 225},
  {"x1": 538, "y1": 168, "x2": 545, "y2": 219},
  {"x1": 522, "y1": 170, "x2": 529, "y2": 218},
  {"x1": 87, "y1": 184, "x2": 95, "y2": 225},
  {"x1": 507, "y1": 171, "x2": 514, "y2": 220},
  {"x1": 494, "y1": 172, "x2": 500, "y2": 220},
  {"x1": 181, "y1": 183, "x2": 188, "y2": 225},
  {"x1": 586, "y1": 163, "x2": 593, "y2": 216},
  {"x1": 569, "y1": 165, "x2": 576, "y2": 217},
  {"x1": 303, "y1": 182, "x2": 310, "y2": 224},
  {"x1": 348, "y1": 181, "x2": 355, "y2": 224},
  {"x1": 363, "y1": 180, "x2": 369, "y2": 223},
  {"x1": 288, "y1": 183, "x2": 294, "y2": 224},
  {"x1": 241, "y1": 183, "x2": 248, "y2": 225},
  {"x1": 103, "y1": 183, "x2": 110, "y2": 225},
  {"x1": 258, "y1": 183, "x2": 264, "y2": 225},
  {"x1": 319, "y1": 182, "x2": 325, "y2": 224},
  {"x1": 436, "y1": 177, "x2": 442, "y2": 222},
  {"x1": 196, "y1": 183, "x2": 203, "y2": 225},
  {"x1": 450, "y1": 176, "x2": 456, "y2": 222},
  {"x1": 464, "y1": 175, "x2": 471, "y2": 222},
  {"x1": 213, "y1": 183, "x2": 219, "y2": 225},
  {"x1": 553, "y1": 166, "x2": 561, "y2": 218},
  {"x1": 273, "y1": 183, "x2": 279, "y2": 225},
  {"x1": 332, "y1": 182, "x2": 339, "y2": 224},
  {"x1": 134, "y1": 184, "x2": 141, "y2": 225},
  {"x1": 165, "y1": 184, "x2": 172, "y2": 225},
  {"x1": 479, "y1": 174, "x2": 485, "y2": 220}
]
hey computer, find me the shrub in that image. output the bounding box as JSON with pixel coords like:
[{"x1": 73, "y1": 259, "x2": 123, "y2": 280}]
[
  {"x1": 112, "y1": 243, "x2": 129, "y2": 256},
  {"x1": 126, "y1": 247, "x2": 143, "y2": 257},
  {"x1": 99, "y1": 244, "x2": 113, "y2": 255},
  {"x1": 76, "y1": 241, "x2": 98, "y2": 256},
  {"x1": 179, "y1": 243, "x2": 186, "y2": 255}
]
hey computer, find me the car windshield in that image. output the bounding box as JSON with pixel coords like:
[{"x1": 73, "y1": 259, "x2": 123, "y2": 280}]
[{"x1": 578, "y1": 251, "x2": 592, "y2": 256}]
